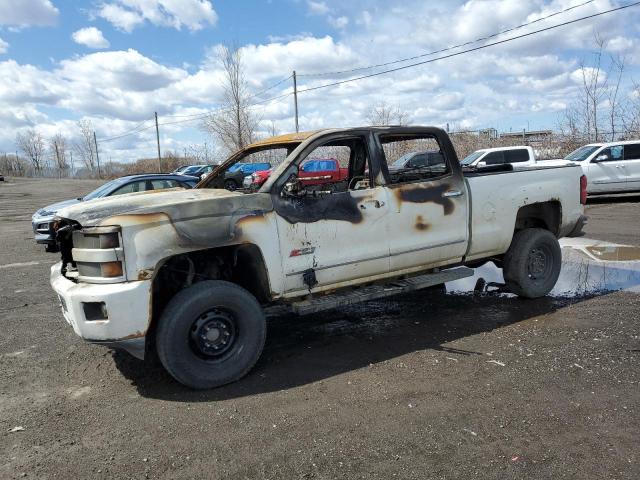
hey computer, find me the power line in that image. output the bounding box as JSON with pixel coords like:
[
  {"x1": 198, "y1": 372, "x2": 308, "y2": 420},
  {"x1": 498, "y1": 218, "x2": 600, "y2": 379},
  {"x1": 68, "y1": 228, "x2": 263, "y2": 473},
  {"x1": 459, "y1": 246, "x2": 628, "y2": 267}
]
[
  {"x1": 295, "y1": 1, "x2": 640, "y2": 95},
  {"x1": 297, "y1": 0, "x2": 596, "y2": 78},
  {"x1": 97, "y1": 116, "x2": 155, "y2": 142},
  {"x1": 95, "y1": 1, "x2": 639, "y2": 144},
  {"x1": 97, "y1": 75, "x2": 294, "y2": 142},
  {"x1": 158, "y1": 75, "x2": 294, "y2": 120}
]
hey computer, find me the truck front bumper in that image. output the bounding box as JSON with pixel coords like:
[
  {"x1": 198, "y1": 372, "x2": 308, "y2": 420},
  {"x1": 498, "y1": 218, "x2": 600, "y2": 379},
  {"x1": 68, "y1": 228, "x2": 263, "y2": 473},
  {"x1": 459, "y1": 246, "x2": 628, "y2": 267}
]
[{"x1": 50, "y1": 262, "x2": 152, "y2": 359}]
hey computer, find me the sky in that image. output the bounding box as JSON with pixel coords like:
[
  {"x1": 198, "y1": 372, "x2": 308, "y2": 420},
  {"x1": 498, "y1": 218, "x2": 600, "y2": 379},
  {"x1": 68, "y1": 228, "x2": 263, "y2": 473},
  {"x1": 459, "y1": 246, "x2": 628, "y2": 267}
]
[{"x1": 1, "y1": 0, "x2": 640, "y2": 162}]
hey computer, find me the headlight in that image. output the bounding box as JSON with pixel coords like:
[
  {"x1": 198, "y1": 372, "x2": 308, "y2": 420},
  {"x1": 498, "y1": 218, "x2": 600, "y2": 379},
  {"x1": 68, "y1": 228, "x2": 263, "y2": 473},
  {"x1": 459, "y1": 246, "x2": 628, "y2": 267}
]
[{"x1": 71, "y1": 226, "x2": 126, "y2": 283}]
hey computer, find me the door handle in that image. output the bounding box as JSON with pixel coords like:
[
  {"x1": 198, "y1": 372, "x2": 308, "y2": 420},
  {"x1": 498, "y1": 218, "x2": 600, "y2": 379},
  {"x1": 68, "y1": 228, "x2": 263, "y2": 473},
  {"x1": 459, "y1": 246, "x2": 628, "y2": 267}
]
[{"x1": 443, "y1": 190, "x2": 463, "y2": 197}]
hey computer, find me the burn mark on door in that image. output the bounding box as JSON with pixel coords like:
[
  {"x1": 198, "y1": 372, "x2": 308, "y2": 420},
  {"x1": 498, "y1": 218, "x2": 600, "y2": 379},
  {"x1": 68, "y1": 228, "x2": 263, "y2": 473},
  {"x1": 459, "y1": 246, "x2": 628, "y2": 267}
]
[
  {"x1": 393, "y1": 183, "x2": 455, "y2": 215},
  {"x1": 272, "y1": 192, "x2": 364, "y2": 224}
]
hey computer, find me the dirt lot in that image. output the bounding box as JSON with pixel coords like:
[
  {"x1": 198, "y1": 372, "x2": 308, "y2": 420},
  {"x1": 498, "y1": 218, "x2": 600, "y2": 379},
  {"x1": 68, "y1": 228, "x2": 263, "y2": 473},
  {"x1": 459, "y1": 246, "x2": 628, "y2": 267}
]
[{"x1": 1, "y1": 177, "x2": 638, "y2": 479}]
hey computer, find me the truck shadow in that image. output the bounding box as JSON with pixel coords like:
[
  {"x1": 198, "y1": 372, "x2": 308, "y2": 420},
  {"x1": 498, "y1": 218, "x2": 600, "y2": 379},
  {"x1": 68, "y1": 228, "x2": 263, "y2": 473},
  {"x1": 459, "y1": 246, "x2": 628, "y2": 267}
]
[{"x1": 111, "y1": 291, "x2": 587, "y2": 401}]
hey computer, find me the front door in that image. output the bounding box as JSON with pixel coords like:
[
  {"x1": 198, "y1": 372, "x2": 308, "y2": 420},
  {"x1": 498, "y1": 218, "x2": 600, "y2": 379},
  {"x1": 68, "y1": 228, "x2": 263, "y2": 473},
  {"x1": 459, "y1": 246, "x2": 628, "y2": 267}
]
[
  {"x1": 274, "y1": 135, "x2": 390, "y2": 295},
  {"x1": 587, "y1": 145, "x2": 628, "y2": 193}
]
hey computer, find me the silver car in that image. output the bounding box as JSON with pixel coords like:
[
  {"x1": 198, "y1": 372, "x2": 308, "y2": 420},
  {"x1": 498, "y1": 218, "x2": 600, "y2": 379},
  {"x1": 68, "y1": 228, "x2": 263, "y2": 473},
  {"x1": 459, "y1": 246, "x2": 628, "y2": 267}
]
[{"x1": 32, "y1": 173, "x2": 199, "y2": 252}]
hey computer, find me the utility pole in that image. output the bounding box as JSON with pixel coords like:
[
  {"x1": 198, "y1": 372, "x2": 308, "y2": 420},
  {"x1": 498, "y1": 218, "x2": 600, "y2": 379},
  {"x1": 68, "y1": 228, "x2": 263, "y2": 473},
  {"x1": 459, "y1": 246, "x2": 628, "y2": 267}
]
[
  {"x1": 293, "y1": 70, "x2": 299, "y2": 133},
  {"x1": 70, "y1": 150, "x2": 74, "y2": 175},
  {"x1": 93, "y1": 131, "x2": 101, "y2": 179},
  {"x1": 155, "y1": 111, "x2": 162, "y2": 172}
]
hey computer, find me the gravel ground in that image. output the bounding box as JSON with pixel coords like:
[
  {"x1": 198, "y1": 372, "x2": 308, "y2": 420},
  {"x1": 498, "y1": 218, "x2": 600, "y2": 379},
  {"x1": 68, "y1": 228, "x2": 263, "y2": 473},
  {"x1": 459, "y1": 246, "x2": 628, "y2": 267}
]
[{"x1": 0, "y1": 177, "x2": 638, "y2": 479}]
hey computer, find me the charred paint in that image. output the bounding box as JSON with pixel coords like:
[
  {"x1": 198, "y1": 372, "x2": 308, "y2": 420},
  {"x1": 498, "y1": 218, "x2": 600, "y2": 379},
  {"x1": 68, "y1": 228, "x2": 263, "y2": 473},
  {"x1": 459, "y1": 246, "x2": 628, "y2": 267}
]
[
  {"x1": 394, "y1": 183, "x2": 455, "y2": 215},
  {"x1": 272, "y1": 191, "x2": 363, "y2": 224},
  {"x1": 415, "y1": 215, "x2": 431, "y2": 231}
]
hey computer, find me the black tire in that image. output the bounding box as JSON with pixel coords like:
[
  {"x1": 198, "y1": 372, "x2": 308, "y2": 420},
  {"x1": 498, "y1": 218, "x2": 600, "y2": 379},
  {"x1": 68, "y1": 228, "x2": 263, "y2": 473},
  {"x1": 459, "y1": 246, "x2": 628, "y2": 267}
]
[
  {"x1": 45, "y1": 243, "x2": 59, "y2": 253},
  {"x1": 156, "y1": 280, "x2": 266, "y2": 389},
  {"x1": 224, "y1": 179, "x2": 238, "y2": 191},
  {"x1": 502, "y1": 228, "x2": 561, "y2": 299}
]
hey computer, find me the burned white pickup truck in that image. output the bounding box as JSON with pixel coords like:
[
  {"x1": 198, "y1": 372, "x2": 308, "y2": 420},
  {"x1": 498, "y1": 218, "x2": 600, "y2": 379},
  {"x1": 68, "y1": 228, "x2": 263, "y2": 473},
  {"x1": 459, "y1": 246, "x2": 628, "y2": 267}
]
[{"x1": 50, "y1": 127, "x2": 587, "y2": 389}]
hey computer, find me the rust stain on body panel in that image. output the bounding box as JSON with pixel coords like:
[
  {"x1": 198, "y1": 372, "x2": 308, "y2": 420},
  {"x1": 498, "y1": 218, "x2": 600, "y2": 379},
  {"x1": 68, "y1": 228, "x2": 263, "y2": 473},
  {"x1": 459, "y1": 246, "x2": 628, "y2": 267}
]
[{"x1": 415, "y1": 215, "x2": 431, "y2": 231}]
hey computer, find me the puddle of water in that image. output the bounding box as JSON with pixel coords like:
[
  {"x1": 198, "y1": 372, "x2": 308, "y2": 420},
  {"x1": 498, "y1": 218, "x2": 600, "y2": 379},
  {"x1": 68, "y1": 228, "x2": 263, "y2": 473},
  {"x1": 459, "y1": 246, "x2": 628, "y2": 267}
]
[{"x1": 446, "y1": 239, "x2": 640, "y2": 296}]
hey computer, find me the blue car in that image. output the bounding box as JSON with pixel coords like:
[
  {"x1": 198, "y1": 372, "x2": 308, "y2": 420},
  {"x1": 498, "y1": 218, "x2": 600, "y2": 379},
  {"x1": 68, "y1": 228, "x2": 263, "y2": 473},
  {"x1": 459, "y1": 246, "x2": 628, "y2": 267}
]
[{"x1": 32, "y1": 173, "x2": 199, "y2": 252}]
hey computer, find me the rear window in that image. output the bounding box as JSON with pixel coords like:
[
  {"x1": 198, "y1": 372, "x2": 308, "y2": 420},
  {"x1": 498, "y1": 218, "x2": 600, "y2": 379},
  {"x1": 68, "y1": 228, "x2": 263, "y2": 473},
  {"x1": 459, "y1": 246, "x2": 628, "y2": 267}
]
[
  {"x1": 504, "y1": 149, "x2": 529, "y2": 163},
  {"x1": 483, "y1": 151, "x2": 504, "y2": 165},
  {"x1": 302, "y1": 159, "x2": 337, "y2": 172},
  {"x1": 624, "y1": 143, "x2": 640, "y2": 160}
]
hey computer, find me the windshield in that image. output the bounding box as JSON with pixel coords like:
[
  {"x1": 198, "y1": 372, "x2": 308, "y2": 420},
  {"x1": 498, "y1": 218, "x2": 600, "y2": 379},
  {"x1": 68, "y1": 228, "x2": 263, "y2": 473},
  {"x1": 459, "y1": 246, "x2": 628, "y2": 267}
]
[
  {"x1": 460, "y1": 150, "x2": 485, "y2": 165},
  {"x1": 83, "y1": 179, "x2": 121, "y2": 200},
  {"x1": 390, "y1": 152, "x2": 416, "y2": 168},
  {"x1": 564, "y1": 145, "x2": 601, "y2": 162}
]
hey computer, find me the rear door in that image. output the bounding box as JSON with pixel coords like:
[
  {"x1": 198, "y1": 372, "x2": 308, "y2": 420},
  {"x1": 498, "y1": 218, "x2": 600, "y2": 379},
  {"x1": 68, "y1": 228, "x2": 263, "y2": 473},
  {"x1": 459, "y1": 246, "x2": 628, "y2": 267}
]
[
  {"x1": 622, "y1": 142, "x2": 640, "y2": 191},
  {"x1": 586, "y1": 145, "x2": 627, "y2": 192},
  {"x1": 379, "y1": 130, "x2": 469, "y2": 274}
]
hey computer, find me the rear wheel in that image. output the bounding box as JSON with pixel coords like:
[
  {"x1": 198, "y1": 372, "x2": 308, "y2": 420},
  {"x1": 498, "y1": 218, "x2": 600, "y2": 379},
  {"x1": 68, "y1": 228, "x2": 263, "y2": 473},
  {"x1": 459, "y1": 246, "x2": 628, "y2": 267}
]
[
  {"x1": 156, "y1": 280, "x2": 266, "y2": 389},
  {"x1": 503, "y1": 228, "x2": 561, "y2": 298},
  {"x1": 224, "y1": 179, "x2": 238, "y2": 191}
]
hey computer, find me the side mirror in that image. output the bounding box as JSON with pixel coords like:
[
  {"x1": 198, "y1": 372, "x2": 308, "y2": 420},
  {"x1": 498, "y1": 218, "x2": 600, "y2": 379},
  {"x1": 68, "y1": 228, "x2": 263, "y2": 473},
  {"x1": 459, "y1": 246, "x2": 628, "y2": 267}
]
[
  {"x1": 593, "y1": 154, "x2": 609, "y2": 163},
  {"x1": 477, "y1": 161, "x2": 487, "y2": 167},
  {"x1": 282, "y1": 175, "x2": 305, "y2": 198}
]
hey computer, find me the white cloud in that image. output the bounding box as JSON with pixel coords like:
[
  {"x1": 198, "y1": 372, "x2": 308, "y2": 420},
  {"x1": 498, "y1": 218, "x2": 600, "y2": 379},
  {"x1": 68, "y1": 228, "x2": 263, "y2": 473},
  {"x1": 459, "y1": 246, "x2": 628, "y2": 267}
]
[
  {"x1": 0, "y1": 0, "x2": 59, "y2": 27},
  {"x1": 328, "y1": 16, "x2": 348, "y2": 29},
  {"x1": 72, "y1": 27, "x2": 110, "y2": 49},
  {"x1": 307, "y1": 1, "x2": 329, "y2": 16},
  {"x1": 0, "y1": 37, "x2": 8, "y2": 54},
  {"x1": 97, "y1": 0, "x2": 218, "y2": 32}
]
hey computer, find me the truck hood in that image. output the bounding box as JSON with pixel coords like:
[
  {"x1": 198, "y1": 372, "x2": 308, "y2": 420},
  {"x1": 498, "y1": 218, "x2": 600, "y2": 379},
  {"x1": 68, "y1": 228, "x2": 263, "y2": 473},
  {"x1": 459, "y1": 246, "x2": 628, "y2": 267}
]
[{"x1": 56, "y1": 188, "x2": 272, "y2": 227}]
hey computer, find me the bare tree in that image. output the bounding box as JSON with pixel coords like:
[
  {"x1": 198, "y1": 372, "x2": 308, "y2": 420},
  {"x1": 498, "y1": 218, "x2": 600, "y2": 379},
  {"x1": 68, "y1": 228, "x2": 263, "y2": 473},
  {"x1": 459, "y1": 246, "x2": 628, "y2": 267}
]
[
  {"x1": 16, "y1": 129, "x2": 46, "y2": 174},
  {"x1": 50, "y1": 132, "x2": 68, "y2": 178},
  {"x1": 560, "y1": 34, "x2": 628, "y2": 142},
  {"x1": 366, "y1": 101, "x2": 410, "y2": 126},
  {"x1": 202, "y1": 45, "x2": 258, "y2": 153},
  {"x1": 74, "y1": 119, "x2": 97, "y2": 174}
]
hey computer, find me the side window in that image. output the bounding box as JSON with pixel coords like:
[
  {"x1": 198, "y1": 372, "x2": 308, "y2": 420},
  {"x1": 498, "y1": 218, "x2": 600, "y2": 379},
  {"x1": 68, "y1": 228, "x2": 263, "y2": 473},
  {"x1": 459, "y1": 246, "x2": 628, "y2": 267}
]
[
  {"x1": 610, "y1": 145, "x2": 624, "y2": 160},
  {"x1": 408, "y1": 154, "x2": 428, "y2": 168},
  {"x1": 428, "y1": 152, "x2": 445, "y2": 166},
  {"x1": 111, "y1": 180, "x2": 147, "y2": 195},
  {"x1": 483, "y1": 151, "x2": 504, "y2": 165},
  {"x1": 505, "y1": 149, "x2": 529, "y2": 163},
  {"x1": 623, "y1": 144, "x2": 640, "y2": 160},
  {"x1": 381, "y1": 134, "x2": 450, "y2": 184},
  {"x1": 293, "y1": 138, "x2": 369, "y2": 192},
  {"x1": 150, "y1": 179, "x2": 179, "y2": 190}
]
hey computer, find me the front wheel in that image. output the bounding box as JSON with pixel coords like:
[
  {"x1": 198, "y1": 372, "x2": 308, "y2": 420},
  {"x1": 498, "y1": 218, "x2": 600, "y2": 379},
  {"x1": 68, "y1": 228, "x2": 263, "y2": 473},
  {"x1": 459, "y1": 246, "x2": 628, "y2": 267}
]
[
  {"x1": 156, "y1": 280, "x2": 266, "y2": 389},
  {"x1": 502, "y1": 228, "x2": 561, "y2": 298},
  {"x1": 224, "y1": 179, "x2": 238, "y2": 191}
]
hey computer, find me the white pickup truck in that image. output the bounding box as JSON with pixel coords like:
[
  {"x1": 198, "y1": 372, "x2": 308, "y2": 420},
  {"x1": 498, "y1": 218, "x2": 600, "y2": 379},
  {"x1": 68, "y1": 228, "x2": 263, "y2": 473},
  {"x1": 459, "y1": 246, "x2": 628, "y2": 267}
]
[
  {"x1": 50, "y1": 127, "x2": 587, "y2": 389},
  {"x1": 460, "y1": 145, "x2": 536, "y2": 169}
]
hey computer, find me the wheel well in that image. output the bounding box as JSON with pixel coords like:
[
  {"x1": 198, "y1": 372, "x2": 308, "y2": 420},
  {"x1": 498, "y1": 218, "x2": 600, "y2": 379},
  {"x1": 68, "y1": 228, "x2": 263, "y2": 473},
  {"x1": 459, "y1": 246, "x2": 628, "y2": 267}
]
[
  {"x1": 146, "y1": 244, "x2": 270, "y2": 348},
  {"x1": 514, "y1": 201, "x2": 561, "y2": 236}
]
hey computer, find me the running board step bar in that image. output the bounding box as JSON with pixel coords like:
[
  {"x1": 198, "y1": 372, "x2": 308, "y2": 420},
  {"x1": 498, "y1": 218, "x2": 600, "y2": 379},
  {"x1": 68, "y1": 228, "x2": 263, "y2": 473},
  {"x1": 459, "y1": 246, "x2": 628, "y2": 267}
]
[{"x1": 289, "y1": 267, "x2": 474, "y2": 316}]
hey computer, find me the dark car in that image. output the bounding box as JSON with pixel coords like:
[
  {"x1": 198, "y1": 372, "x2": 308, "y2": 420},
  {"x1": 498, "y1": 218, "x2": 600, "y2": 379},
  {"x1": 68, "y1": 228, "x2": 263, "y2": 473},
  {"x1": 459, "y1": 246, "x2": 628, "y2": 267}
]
[
  {"x1": 223, "y1": 162, "x2": 271, "y2": 190},
  {"x1": 179, "y1": 164, "x2": 218, "y2": 179},
  {"x1": 32, "y1": 173, "x2": 199, "y2": 252}
]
